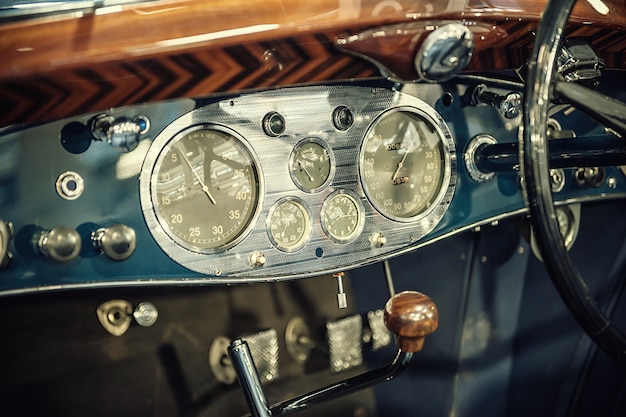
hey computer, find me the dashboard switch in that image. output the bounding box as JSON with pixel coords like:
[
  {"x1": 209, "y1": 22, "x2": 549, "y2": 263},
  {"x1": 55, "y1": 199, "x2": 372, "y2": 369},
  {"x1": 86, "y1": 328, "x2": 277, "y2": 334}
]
[
  {"x1": 333, "y1": 272, "x2": 348, "y2": 309},
  {"x1": 470, "y1": 84, "x2": 522, "y2": 119},
  {"x1": 575, "y1": 167, "x2": 605, "y2": 188},
  {"x1": 55, "y1": 171, "x2": 84, "y2": 200},
  {"x1": 262, "y1": 111, "x2": 285, "y2": 136},
  {"x1": 332, "y1": 106, "x2": 354, "y2": 130},
  {"x1": 133, "y1": 302, "x2": 158, "y2": 327},
  {"x1": 36, "y1": 226, "x2": 81, "y2": 263},
  {"x1": 97, "y1": 300, "x2": 133, "y2": 336},
  {"x1": 92, "y1": 224, "x2": 137, "y2": 261},
  {"x1": 249, "y1": 251, "x2": 266, "y2": 268},
  {"x1": 90, "y1": 113, "x2": 149, "y2": 152},
  {"x1": 369, "y1": 232, "x2": 387, "y2": 248}
]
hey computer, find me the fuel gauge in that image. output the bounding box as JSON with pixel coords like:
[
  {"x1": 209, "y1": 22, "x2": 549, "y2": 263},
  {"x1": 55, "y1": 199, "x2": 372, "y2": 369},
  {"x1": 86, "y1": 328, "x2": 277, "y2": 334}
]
[{"x1": 290, "y1": 138, "x2": 334, "y2": 192}]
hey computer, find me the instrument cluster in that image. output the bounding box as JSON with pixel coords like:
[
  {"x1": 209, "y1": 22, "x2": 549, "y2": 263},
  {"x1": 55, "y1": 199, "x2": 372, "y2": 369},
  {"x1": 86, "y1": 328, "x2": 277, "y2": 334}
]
[
  {"x1": 140, "y1": 85, "x2": 457, "y2": 278},
  {"x1": 4, "y1": 79, "x2": 626, "y2": 294}
]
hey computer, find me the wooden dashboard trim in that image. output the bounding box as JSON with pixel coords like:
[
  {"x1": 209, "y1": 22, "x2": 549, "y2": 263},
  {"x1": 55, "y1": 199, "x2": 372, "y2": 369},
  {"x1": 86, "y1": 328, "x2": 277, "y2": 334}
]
[{"x1": 1, "y1": 0, "x2": 625, "y2": 128}]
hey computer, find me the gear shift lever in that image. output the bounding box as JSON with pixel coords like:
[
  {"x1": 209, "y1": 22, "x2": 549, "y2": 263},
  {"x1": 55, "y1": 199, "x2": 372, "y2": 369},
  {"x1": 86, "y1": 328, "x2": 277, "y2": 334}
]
[
  {"x1": 228, "y1": 291, "x2": 438, "y2": 417},
  {"x1": 384, "y1": 291, "x2": 438, "y2": 353}
]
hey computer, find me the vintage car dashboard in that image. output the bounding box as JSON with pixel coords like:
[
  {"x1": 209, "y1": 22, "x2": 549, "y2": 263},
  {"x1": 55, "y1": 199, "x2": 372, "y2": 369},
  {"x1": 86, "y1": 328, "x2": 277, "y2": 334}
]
[{"x1": 1, "y1": 76, "x2": 625, "y2": 295}]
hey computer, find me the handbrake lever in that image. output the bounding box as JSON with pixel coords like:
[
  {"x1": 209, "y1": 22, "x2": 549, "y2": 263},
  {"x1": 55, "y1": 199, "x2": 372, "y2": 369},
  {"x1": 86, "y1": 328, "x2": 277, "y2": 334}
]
[{"x1": 228, "y1": 291, "x2": 439, "y2": 417}]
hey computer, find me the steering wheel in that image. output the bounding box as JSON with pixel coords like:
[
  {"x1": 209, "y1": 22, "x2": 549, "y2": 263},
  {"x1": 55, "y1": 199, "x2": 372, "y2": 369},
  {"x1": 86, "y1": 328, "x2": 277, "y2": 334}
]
[{"x1": 522, "y1": 0, "x2": 626, "y2": 363}]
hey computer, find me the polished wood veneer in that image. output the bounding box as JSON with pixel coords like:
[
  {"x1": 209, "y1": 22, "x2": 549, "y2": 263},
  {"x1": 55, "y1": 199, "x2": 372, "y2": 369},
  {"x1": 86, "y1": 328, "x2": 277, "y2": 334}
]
[{"x1": 1, "y1": 0, "x2": 625, "y2": 128}]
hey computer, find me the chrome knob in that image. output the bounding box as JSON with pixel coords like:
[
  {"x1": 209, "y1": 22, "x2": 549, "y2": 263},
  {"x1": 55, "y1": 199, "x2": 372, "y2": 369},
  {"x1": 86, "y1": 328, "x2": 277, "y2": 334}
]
[
  {"x1": 92, "y1": 224, "x2": 137, "y2": 261},
  {"x1": 470, "y1": 84, "x2": 523, "y2": 119},
  {"x1": 37, "y1": 226, "x2": 81, "y2": 263},
  {"x1": 133, "y1": 302, "x2": 158, "y2": 327},
  {"x1": 415, "y1": 23, "x2": 474, "y2": 82},
  {"x1": 90, "y1": 114, "x2": 149, "y2": 152}
]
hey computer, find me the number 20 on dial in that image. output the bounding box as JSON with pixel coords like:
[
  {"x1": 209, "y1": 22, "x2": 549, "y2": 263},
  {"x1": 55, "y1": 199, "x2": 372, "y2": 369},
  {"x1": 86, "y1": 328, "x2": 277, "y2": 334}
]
[{"x1": 152, "y1": 125, "x2": 261, "y2": 252}]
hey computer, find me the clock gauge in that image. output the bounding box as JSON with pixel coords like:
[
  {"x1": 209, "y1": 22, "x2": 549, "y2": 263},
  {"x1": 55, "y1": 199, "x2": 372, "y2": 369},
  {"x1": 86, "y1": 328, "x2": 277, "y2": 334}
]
[
  {"x1": 267, "y1": 198, "x2": 312, "y2": 252},
  {"x1": 320, "y1": 191, "x2": 364, "y2": 243}
]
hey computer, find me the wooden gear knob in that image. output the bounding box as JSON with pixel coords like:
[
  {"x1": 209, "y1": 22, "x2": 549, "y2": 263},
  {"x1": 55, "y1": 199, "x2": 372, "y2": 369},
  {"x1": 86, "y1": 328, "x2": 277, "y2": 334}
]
[{"x1": 383, "y1": 291, "x2": 439, "y2": 353}]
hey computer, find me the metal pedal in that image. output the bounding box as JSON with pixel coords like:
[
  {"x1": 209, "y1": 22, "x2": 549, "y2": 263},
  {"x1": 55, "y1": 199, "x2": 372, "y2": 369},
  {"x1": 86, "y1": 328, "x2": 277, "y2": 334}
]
[
  {"x1": 367, "y1": 309, "x2": 392, "y2": 350},
  {"x1": 243, "y1": 328, "x2": 280, "y2": 384},
  {"x1": 326, "y1": 314, "x2": 363, "y2": 373}
]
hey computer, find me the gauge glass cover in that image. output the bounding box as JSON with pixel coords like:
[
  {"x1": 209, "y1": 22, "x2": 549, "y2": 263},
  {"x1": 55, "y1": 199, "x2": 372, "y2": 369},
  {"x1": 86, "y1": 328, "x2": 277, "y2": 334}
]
[
  {"x1": 321, "y1": 191, "x2": 363, "y2": 243},
  {"x1": 268, "y1": 198, "x2": 311, "y2": 252},
  {"x1": 151, "y1": 125, "x2": 260, "y2": 252},
  {"x1": 290, "y1": 138, "x2": 333, "y2": 192},
  {"x1": 360, "y1": 108, "x2": 447, "y2": 221}
]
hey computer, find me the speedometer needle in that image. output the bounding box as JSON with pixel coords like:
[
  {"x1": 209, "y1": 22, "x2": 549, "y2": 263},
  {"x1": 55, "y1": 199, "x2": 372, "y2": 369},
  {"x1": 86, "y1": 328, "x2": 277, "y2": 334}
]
[
  {"x1": 178, "y1": 147, "x2": 217, "y2": 204},
  {"x1": 392, "y1": 149, "x2": 409, "y2": 181}
]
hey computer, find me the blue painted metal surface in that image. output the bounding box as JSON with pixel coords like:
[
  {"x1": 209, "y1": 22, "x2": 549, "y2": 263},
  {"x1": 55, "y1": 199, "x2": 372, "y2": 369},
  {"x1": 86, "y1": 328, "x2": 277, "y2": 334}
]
[{"x1": 1, "y1": 79, "x2": 626, "y2": 294}]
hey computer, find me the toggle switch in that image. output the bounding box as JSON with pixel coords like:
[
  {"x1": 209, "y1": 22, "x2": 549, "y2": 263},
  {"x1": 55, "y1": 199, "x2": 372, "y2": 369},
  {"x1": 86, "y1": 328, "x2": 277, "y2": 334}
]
[{"x1": 334, "y1": 272, "x2": 348, "y2": 309}]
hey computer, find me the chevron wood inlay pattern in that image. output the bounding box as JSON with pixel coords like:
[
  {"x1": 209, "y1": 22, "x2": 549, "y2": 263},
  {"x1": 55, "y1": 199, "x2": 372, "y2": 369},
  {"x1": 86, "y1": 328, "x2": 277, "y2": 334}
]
[
  {"x1": 0, "y1": 32, "x2": 380, "y2": 128},
  {"x1": 469, "y1": 21, "x2": 626, "y2": 72},
  {"x1": 1, "y1": 0, "x2": 625, "y2": 128}
]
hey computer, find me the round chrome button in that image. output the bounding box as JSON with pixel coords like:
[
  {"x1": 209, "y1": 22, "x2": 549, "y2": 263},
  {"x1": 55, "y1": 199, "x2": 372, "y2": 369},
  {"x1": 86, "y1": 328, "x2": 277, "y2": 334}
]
[{"x1": 56, "y1": 171, "x2": 84, "y2": 200}]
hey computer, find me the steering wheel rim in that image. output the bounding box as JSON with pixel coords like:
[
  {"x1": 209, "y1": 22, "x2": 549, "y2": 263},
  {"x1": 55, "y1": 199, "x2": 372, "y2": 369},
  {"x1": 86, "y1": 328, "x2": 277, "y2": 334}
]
[{"x1": 522, "y1": 0, "x2": 626, "y2": 363}]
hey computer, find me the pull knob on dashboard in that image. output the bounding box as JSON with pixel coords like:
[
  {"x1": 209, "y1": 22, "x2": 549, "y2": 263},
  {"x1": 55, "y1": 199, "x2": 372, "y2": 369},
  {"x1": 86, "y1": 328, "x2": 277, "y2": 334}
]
[
  {"x1": 35, "y1": 226, "x2": 81, "y2": 263},
  {"x1": 91, "y1": 224, "x2": 137, "y2": 261},
  {"x1": 228, "y1": 291, "x2": 438, "y2": 417}
]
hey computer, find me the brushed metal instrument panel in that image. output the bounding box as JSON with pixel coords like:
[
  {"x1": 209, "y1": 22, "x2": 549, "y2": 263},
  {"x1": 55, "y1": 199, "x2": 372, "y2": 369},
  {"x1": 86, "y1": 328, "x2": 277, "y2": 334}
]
[{"x1": 140, "y1": 86, "x2": 457, "y2": 278}]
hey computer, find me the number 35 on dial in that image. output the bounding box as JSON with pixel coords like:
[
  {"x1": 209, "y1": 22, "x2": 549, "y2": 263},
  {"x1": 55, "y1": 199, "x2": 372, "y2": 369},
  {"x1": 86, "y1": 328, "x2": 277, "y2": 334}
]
[{"x1": 151, "y1": 125, "x2": 261, "y2": 252}]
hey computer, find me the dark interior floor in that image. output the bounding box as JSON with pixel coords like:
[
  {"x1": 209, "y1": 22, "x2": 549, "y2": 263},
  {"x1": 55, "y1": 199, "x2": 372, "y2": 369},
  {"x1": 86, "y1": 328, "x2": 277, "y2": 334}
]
[
  {"x1": 2, "y1": 201, "x2": 626, "y2": 417},
  {"x1": 0, "y1": 277, "x2": 376, "y2": 417}
]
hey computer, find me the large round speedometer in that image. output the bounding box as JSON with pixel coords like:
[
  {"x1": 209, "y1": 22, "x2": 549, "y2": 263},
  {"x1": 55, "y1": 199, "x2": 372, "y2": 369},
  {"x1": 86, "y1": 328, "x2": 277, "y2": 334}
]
[
  {"x1": 360, "y1": 107, "x2": 448, "y2": 221},
  {"x1": 151, "y1": 125, "x2": 260, "y2": 252}
]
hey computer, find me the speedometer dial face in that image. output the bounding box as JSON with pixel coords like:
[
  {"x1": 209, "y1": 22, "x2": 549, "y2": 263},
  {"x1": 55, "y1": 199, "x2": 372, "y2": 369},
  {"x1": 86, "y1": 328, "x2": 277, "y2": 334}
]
[
  {"x1": 360, "y1": 108, "x2": 447, "y2": 221},
  {"x1": 151, "y1": 125, "x2": 260, "y2": 252}
]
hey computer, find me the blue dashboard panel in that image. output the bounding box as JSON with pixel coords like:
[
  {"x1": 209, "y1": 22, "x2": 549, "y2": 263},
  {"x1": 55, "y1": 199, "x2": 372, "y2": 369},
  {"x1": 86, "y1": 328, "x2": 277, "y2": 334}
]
[{"x1": 1, "y1": 79, "x2": 625, "y2": 295}]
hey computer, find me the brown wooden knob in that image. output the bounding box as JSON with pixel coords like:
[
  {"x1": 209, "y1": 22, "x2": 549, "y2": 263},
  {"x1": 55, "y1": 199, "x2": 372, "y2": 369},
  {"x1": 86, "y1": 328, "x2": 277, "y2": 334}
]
[{"x1": 383, "y1": 291, "x2": 439, "y2": 353}]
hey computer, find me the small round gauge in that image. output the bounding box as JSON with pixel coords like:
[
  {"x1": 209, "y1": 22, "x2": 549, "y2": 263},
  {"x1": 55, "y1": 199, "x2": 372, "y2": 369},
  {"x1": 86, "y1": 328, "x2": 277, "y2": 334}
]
[
  {"x1": 321, "y1": 191, "x2": 364, "y2": 243},
  {"x1": 151, "y1": 125, "x2": 260, "y2": 252},
  {"x1": 360, "y1": 107, "x2": 449, "y2": 222},
  {"x1": 267, "y1": 198, "x2": 311, "y2": 252},
  {"x1": 290, "y1": 138, "x2": 333, "y2": 192}
]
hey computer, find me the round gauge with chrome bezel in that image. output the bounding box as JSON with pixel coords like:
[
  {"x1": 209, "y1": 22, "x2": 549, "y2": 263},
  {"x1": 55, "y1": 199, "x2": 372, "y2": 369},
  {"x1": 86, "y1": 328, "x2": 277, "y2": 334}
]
[
  {"x1": 289, "y1": 138, "x2": 334, "y2": 193},
  {"x1": 320, "y1": 190, "x2": 364, "y2": 243},
  {"x1": 267, "y1": 197, "x2": 312, "y2": 252},
  {"x1": 360, "y1": 107, "x2": 450, "y2": 222},
  {"x1": 150, "y1": 124, "x2": 261, "y2": 253}
]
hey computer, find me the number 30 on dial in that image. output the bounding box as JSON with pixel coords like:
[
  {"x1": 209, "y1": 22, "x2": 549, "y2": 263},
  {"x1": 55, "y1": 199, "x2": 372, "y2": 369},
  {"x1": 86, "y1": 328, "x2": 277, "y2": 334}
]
[{"x1": 151, "y1": 125, "x2": 261, "y2": 252}]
